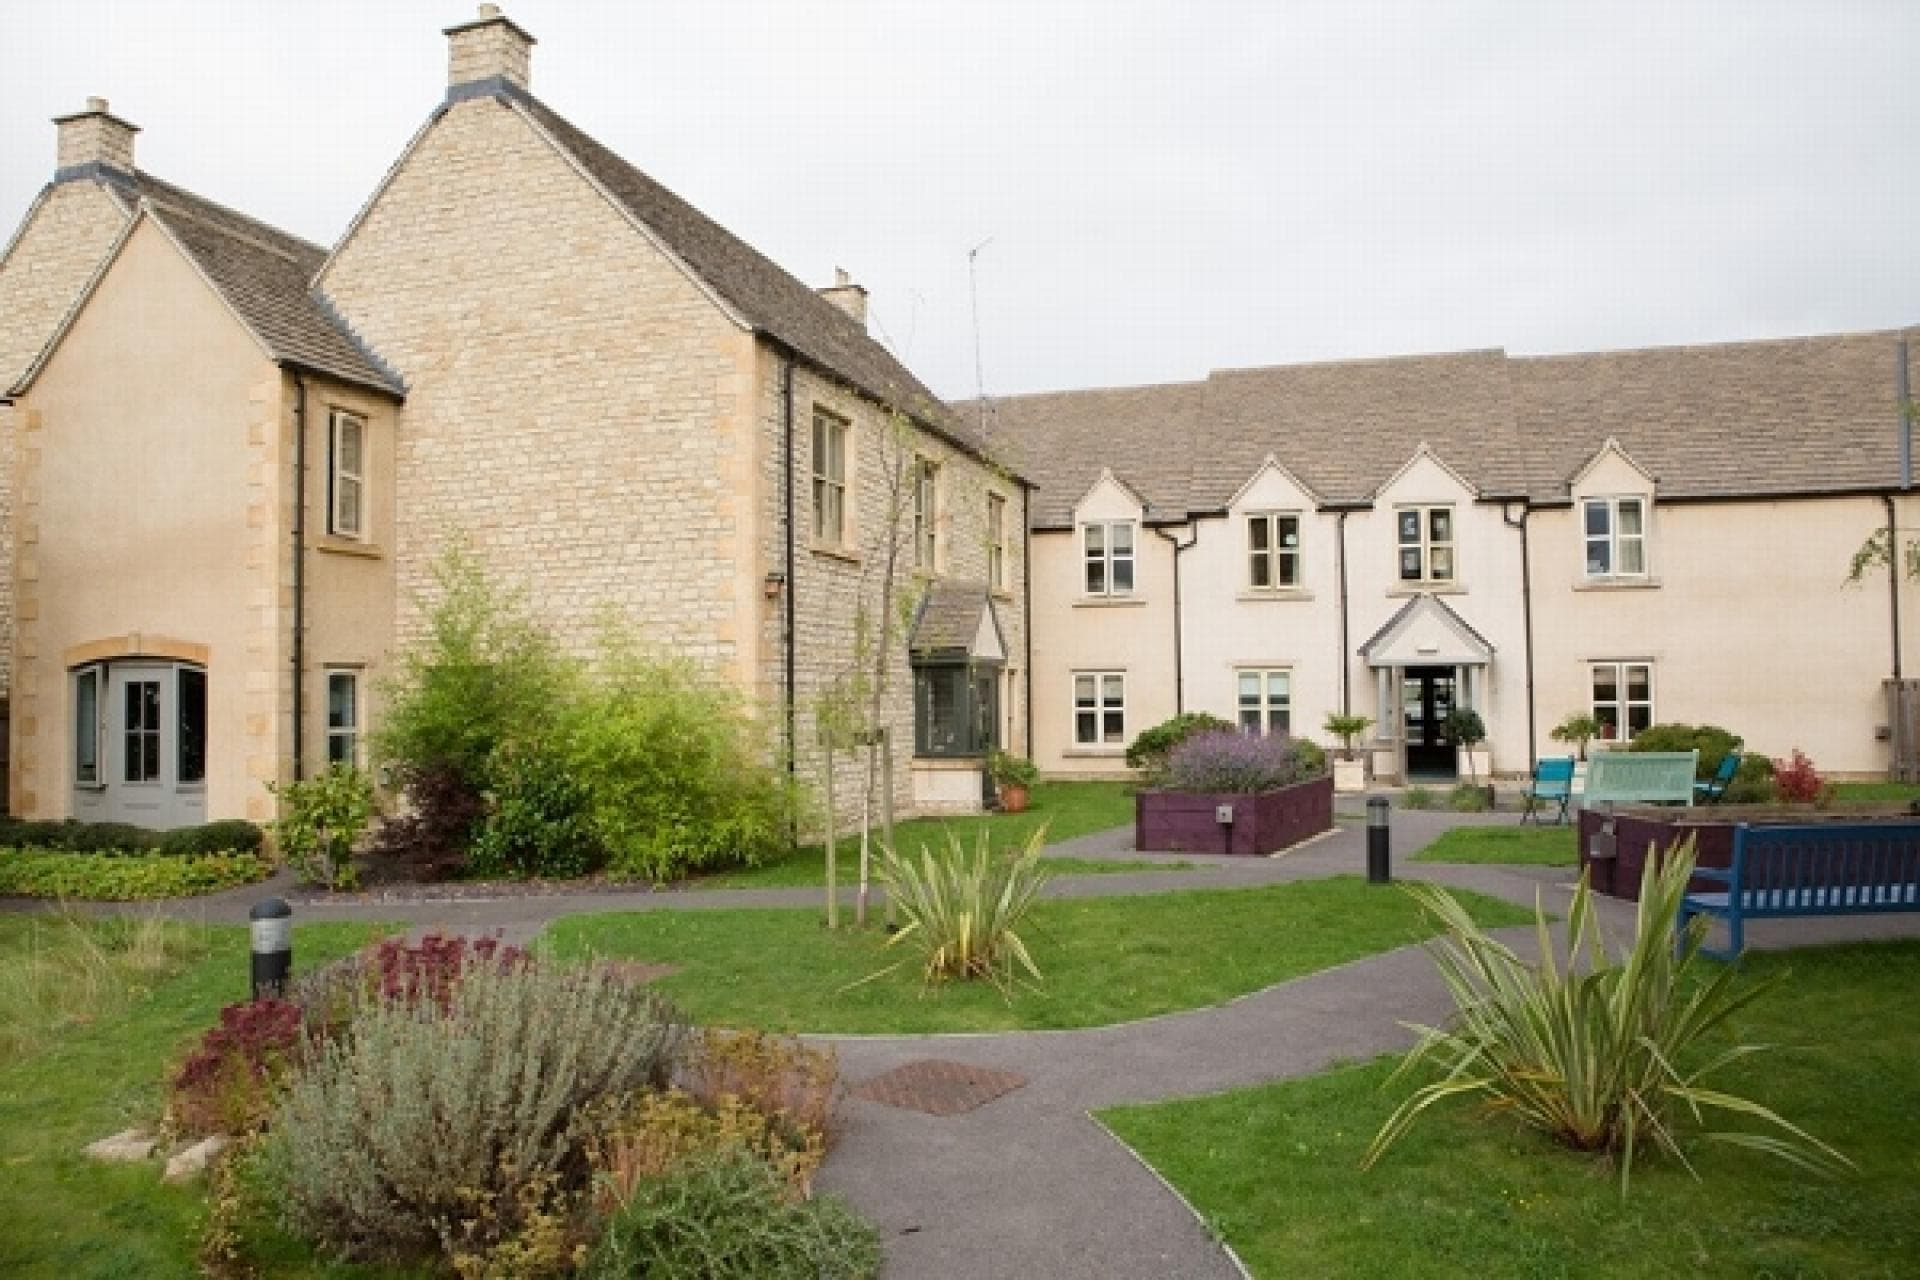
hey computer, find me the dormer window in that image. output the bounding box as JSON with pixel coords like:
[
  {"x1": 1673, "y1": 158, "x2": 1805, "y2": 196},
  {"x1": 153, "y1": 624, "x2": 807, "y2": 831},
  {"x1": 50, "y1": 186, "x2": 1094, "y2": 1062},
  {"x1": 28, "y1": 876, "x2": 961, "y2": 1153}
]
[
  {"x1": 1583, "y1": 496, "x2": 1647, "y2": 578},
  {"x1": 1247, "y1": 512, "x2": 1301, "y2": 589},
  {"x1": 1083, "y1": 522, "x2": 1135, "y2": 596},
  {"x1": 1396, "y1": 505, "x2": 1454, "y2": 584}
]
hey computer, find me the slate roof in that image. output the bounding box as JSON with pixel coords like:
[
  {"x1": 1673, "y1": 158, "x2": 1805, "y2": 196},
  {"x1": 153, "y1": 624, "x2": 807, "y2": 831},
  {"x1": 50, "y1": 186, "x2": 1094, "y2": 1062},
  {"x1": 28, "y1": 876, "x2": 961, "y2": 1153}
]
[
  {"x1": 973, "y1": 329, "x2": 1917, "y2": 529},
  {"x1": 517, "y1": 96, "x2": 990, "y2": 463},
  {"x1": 909, "y1": 580, "x2": 1001, "y2": 658},
  {"x1": 121, "y1": 173, "x2": 401, "y2": 396}
]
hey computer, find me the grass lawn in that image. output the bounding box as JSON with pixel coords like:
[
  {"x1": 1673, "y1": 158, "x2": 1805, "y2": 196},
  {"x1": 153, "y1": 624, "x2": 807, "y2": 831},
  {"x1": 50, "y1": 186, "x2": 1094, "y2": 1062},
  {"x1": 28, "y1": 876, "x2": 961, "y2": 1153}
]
[
  {"x1": 1100, "y1": 941, "x2": 1920, "y2": 1279},
  {"x1": 0, "y1": 914, "x2": 393, "y2": 1279},
  {"x1": 693, "y1": 780, "x2": 1144, "y2": 889},
  {"x1": 1414, "y1": 825, "x2": 1578, "y2": 867},
  {"x1": 543, "y1": 876, "x2": 1532, "y2": 1034},
  {"x1": 1831, "y1": 780, "x2": 1920, "y2": 807}
]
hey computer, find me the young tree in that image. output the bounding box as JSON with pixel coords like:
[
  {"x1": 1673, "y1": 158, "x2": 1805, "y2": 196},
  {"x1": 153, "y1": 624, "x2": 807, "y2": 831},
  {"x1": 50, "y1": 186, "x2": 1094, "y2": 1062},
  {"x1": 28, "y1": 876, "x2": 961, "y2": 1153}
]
[{"x1": 1848, "y1": 399, "x2": 1920, "y2": 582}]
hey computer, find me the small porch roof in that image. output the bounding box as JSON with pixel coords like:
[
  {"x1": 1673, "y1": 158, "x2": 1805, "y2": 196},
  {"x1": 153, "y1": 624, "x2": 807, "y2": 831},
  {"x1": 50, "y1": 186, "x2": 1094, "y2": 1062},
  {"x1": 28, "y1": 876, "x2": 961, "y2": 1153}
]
[
  {"x1": 908, "y1": 581, "x2": 1006, "y2": 663},
  {"x1": 1359, "y1": 593, "x2": 1495, "y2": 667}
]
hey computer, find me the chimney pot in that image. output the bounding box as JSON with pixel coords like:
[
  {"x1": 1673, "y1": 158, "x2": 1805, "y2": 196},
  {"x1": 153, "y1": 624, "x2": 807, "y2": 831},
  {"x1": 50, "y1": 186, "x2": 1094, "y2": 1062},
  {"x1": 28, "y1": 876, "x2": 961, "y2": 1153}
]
[
  {"x1": 446, "y1": 5, "x2": 536, "y2": 93},
  {"x1": 52, "y1": 97, "x2": 139, "y2": 176},
  {"x1": 819, "y1": 269, "x2": 870, "y2": 330}
]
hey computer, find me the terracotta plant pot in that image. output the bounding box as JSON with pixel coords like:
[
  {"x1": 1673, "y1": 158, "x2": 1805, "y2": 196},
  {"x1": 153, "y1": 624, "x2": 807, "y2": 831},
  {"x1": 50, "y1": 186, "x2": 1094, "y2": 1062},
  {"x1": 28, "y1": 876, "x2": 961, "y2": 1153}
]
[{"x1": 998, "y1": 784, "x2": 1030, "y2": 814}]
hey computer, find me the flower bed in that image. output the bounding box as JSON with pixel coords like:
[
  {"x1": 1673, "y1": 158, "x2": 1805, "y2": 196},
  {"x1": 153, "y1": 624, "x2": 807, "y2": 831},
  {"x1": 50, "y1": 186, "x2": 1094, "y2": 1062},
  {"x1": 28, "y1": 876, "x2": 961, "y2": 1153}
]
[
  {"x1": 1136, "y1": 775, "x2": 1334, "y2": 855},
  {"x1": 1576, "y1": 805, "x2": 1920, "y2": 901}
]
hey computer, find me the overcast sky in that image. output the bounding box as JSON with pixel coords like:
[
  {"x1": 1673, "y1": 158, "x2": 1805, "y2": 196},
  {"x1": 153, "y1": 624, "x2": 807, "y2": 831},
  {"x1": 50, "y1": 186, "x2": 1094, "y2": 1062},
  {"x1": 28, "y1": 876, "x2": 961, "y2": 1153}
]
[{"x1": 4, "y1": 1, "x2": 1915, "y2": 400}]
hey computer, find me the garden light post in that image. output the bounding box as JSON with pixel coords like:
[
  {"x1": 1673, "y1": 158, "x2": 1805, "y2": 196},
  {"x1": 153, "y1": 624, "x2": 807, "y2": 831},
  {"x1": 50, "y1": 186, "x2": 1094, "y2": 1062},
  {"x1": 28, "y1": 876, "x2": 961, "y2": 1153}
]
[
  {"x1": 249, "y1": 897, "x2": 292, "y2": 1000},
  {"x1": 1367, "y1": 795, "x2": 1391, "y2": 884}
]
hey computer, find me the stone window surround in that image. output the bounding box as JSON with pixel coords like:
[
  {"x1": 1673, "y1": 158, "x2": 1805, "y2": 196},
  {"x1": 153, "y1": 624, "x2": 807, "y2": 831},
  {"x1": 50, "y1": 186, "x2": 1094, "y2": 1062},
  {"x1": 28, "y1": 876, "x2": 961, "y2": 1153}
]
[
  {"x1": 1246, "y1": 509, "x2": 1302, "y2": 590},
  {"x1": 1395, "y1": 503, "x2": 1456, "y2": 585},
  {"x1": 1590, "y1": 659, "x2": 1654, "y2": 744},
  {"x1": 328, "y1": 407, "x2": 369, "y2": 541},
  {"x1": 1081, "y1": 520, "x2": 1137, "y2": 598},
  {"x1": 1073, "y1": 669, "x2": 1127, "y2": 748}
]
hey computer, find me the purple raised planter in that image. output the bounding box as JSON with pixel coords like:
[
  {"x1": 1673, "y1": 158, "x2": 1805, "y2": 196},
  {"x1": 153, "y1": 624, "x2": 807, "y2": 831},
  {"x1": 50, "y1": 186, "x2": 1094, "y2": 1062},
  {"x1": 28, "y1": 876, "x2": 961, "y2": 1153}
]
[
  {"x1": 1578, "y1": 805, "x2": 1920, "y2": 901},
  {"x1": 1135, "y1": 774, "x2": 1334, "y2": 856}
]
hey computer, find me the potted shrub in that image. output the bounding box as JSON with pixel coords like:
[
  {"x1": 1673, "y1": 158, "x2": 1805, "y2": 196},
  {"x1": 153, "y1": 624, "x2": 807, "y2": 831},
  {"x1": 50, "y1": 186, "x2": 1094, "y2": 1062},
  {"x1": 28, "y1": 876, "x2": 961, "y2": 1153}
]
[
  {"x1": 989, "y1": 750, "x2": 1039, "y2": 814},
  {"x1": 1550, "y1": 711, "x2": 1601, "y2": 791},
  {"x1": 1443, "y1": 707, "x2": 1493, "y2": 807},
  {"x1": 1322, "y1": 712, "x2": 1373, "y2": 794},
  {"x1": 1134, "y1": 730, "x2": 1333, "y2": 855}
]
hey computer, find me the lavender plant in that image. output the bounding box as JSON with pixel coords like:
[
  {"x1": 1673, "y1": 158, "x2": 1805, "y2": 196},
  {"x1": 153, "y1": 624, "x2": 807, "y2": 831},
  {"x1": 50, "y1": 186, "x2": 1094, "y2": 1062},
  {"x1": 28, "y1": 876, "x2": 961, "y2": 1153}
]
[{"x1": 1161, "y1": 730, "x2": 1324, "y2": 793}]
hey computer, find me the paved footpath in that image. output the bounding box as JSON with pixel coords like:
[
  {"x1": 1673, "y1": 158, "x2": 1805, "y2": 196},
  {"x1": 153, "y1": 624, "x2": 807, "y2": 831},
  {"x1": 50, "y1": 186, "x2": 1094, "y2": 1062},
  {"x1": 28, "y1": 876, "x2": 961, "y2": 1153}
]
[{"x1": 14, "y1": 810, "x2": 1919, "y2": 1278}]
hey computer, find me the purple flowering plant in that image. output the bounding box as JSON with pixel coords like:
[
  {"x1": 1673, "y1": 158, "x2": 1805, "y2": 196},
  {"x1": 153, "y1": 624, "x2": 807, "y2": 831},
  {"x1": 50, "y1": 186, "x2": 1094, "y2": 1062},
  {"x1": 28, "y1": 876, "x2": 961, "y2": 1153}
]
[{"x1": 1162, "y1": 729, "x2": 1322, "y2": 793}]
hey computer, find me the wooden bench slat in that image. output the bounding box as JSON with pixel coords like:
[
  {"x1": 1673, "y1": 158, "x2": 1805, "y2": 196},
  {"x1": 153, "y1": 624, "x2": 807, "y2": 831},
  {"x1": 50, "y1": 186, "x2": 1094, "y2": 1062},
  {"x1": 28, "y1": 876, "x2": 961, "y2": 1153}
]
[{"x1": 1677, "y1": 822, "x2": 1920, "y2": 960}]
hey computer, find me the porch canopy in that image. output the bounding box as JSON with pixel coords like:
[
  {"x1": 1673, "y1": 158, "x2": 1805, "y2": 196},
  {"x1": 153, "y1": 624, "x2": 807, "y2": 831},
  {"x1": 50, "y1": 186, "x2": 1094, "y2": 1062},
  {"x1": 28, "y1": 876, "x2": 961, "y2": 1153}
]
[{"x1": 1359, "y1": 593, "x2": 1496, "y2": 764}]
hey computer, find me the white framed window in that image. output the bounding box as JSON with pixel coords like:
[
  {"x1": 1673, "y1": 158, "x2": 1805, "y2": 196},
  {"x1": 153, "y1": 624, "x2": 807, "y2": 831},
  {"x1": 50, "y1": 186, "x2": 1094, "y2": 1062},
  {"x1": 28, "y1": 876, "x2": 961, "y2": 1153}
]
[
  {"x1": 1073, "y1": 671, "x2": 1126, "y2": 746},
  {"x1": 987, "y1": 493, "x2": 1008, "y2": 591},
  {"x1": 73, "y1": 665, "x2": 103, "y2": 786},
  {"x1": 1247, "y1": 512, "x2": 1302, "y2": 589},
  {"x1": 1396, "y1": 505, "x2": 1455, "y2": 583},
  {"x1": 914, "y1": 458, "x2": 939, "y2": 570},
  {"x1": 123, "y1": 677, "x2": 162, "y2": 783},
  {"x1": 326, "y1": 669, "x2": 360, "y2": 767},
  {"x1": 1082, "y1": 522, "x2": 1136, "y2": 596},
  {"x1": 1237, "y1": 669, "x2": 1292, "y2": 735},
  {"x1": 328, "y1": 409, "x2": 366, "y2": 539},
  {"x1": 811, "y1": 408, "x2": 849, "y2": 545},
  {"x1": 1583, "y1": 496, "x2": 1647, "y2": 578},
  {"x1": 1591, "y1": 661, "x2": 1653, "y2": 742}
]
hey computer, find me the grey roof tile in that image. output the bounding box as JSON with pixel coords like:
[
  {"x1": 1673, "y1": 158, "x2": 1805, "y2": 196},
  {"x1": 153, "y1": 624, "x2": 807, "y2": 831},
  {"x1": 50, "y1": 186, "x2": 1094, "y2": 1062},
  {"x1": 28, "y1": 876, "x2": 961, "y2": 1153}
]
[
  {"x1": 131, "y1": 172, "x2": 401, "y2": 396},
  {"x1": 979, "y1": 331, "x2": 1917, "y2": 526},
  {"x1": 909, "y1": 580, "x2": 999, "y2": 657}
]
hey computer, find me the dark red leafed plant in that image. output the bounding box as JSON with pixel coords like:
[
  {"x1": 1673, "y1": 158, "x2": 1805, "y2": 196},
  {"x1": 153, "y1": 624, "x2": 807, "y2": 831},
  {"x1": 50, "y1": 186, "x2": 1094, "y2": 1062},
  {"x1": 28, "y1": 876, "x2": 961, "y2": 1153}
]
[
  {"x1": 169, "y1": 998, "x2": 308, "y2": 1137},
  {"x1": 371, "y1": 931, "x2": 530, "y2": 1012},
  {"x1": 1773, "y1": 749, "x2": 1827, "y2": 805}
]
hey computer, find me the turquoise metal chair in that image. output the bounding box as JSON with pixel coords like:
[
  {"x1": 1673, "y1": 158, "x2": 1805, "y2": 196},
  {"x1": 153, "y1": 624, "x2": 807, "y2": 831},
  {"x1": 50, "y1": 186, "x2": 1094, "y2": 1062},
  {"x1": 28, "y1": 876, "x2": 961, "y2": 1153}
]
[
  {"x1": 1521, "y1": 756, "x2": 1576, "y2": 825},
  {"x1": 1693, "y1": 752, "x2": 1742, "y2": 805}
]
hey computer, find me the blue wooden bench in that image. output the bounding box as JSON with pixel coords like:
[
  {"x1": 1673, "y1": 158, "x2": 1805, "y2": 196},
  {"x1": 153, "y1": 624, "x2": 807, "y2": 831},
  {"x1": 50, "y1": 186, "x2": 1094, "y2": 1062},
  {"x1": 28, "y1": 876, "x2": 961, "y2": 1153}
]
[
  {"x1": 1579, "y1": 750, "x2": 1698, "y2": 810},
  {"x1": 1677, "y1": 822, "x2": 1920, "y2": 960}
]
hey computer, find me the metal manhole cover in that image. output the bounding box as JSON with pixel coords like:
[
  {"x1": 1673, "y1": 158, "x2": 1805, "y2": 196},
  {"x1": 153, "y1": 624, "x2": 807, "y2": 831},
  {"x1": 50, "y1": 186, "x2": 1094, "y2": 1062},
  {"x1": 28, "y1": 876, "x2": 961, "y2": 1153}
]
[{"x1": 850, "y1": 1058, "x2": 1029, "y2": 1116}]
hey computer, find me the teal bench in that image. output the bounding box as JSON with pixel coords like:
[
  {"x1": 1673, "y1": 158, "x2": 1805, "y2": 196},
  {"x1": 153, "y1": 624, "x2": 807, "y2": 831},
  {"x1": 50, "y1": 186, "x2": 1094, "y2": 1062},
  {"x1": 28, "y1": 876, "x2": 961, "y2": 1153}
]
[
  {"x1": 1579, "y1": 750, "x2": 1698, "y2": 810},
  {"x1": 1678, "y1": 823, "x2": 1920, "y2": 960}
]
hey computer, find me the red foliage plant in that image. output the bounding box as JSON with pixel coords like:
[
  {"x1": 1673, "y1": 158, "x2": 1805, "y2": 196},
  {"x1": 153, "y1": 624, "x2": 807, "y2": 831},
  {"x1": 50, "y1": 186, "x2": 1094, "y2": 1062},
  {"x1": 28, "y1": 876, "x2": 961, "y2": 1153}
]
[
  {"x1": 168, "y1": 998, "x2": 307, "y2": 1137},
  {"x1": 370, "y1": 931, "x2": 530, "y2": 1012},
  {"x1": 1772, "y1": 749, "x2": 1827, "y2": 805}
]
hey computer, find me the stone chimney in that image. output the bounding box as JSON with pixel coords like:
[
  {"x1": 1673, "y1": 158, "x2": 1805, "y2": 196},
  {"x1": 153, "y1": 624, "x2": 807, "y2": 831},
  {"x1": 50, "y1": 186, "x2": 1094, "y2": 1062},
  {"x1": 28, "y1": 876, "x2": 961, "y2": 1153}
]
[
  {"x1": 819, "y1": 268, "x2": 869, "y2": 329},
  {"x1": 52, "y1": 97, "x2": 139, "y2": 176},
  {"x1": 446, "y1": 4, "x2": 536, "y2": 93}
]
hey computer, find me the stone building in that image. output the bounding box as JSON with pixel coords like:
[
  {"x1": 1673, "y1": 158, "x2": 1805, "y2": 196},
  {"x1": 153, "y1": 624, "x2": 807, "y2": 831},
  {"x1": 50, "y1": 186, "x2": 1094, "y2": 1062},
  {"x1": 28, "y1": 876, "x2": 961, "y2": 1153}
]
[
  {"x1": 0, "y1": 7, "x2": 1028, "y2": 826},
  {"x1": 978, "y1": 331, "x2": 1919, "y2": 783}
]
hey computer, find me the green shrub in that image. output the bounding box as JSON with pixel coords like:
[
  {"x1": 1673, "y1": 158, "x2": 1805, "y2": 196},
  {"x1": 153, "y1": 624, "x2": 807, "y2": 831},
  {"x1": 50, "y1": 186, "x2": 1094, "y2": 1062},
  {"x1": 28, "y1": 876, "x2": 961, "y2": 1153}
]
[
  {"x1": 1293, "y1": 737, "x2": 1328, "y2": 778},
  {"x1": 1627, "y1": 723, "x2": 1742, "y2": 780},
  {"x1": 270, "y1": 764, "x2": 375, "y2": 890},
  {"x1": 1125, "y1": 712, "x2": 1234, "y2": 775},
  {"x1": 63, "y1": 821, "x2": 162, "y2": 853},
  {"x1": 875, "y1": 826, "x2": 1050, "y2": 994},
  {"x1": 1366, "y1": 837, "x2": 1852, "y2": 1191},
  {"x1": 374, "y1": 547, "x2": 578, "y2": 790},
  {"x1": 988, "y1": 749, "x2": 1040, "y2": 789},
  {"x1": 157, "y1": 819, "x2": 266, "y2": 857},
  {"x1": 584, "y1": 1149, "x2": 880, "y2": 1280},
  {"x1": 0, "y1": 849, "x2": 269, "y2": 900},
  {"x1": 1400, "y1": 786, "x2": 1438, "y2": 810},
  {"x1": 262, "y1": 959, "x2": 685, "y2": 1264},
  {"x1": 1446, "y1": 782, "x2": 1491, "y2": 812},
  {"x1": 567, "y1": 654, "x2": 798, "y2": 882},
  {"x1": 471, "y1": 739, "x2": 605, "y2": 879}
]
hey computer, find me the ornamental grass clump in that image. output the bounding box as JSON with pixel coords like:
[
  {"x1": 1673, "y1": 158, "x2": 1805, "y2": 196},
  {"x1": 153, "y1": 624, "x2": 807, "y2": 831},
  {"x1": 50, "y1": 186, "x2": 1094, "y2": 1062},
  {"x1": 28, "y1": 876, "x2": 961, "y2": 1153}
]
[
  {"x1": 1162, "y1": 729, "x2": 1323, "y2": 793},
  {"x1": 872, "y1": 826, "x2": 1051, "y2": 995},
  {"x1": 1365, "y1": 837, "x2": 1853, "y2": 1191},
  {"x1": 262, "y1": 957, "x2": 685, "y2": 1263}
]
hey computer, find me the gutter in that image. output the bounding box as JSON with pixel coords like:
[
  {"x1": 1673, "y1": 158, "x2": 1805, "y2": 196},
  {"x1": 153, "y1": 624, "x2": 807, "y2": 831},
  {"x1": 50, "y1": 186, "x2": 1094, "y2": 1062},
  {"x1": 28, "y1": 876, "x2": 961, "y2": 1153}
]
[
  {"x1": 291, "y1": 374, "x2": 309, "y2": 781},
  {"x1": 1501, "y1": 501, "x2": 1537, "y2": 765},
  {"x1": 1151, "y1": 524, "x2": 1197, "y2": 712},
  {"x1": 1897, "y1": 339, "x2": 1913, "y2": 681},
  {"x1": 1887, "y1": 495, "x2": 1903, "y2": 681},
  {"x1": 1023, "y1": 487, "x2": 1034, "y2": 755},
  {"x1": 1336, "y1": 511, "x2": 1351, "y2": 715}
]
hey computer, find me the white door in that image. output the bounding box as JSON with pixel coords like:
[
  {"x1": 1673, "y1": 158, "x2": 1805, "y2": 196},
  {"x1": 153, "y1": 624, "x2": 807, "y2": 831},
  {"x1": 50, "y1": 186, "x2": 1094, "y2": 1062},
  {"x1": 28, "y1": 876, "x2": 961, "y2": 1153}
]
[{"x1": 72, "y1": 662, "x2": 207, "y2": 829}]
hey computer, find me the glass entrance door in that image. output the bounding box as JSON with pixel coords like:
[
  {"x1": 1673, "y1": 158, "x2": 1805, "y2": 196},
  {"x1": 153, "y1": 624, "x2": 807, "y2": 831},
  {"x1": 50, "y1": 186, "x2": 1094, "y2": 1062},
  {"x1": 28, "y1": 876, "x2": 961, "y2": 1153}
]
[{"x1": 1402, "y1": 666, "x2": 1457, "y2": 778}]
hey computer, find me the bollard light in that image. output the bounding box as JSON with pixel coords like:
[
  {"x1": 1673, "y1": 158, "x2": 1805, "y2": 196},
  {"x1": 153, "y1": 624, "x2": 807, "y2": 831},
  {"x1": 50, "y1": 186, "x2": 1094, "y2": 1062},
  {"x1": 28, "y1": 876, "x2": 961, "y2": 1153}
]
[
  {"x1": 1366, "y1": 795, "x2": 1391, "y2": 884},
  {"x1": 249, "y1": 897, "x2": 293, "y2": 1001}
]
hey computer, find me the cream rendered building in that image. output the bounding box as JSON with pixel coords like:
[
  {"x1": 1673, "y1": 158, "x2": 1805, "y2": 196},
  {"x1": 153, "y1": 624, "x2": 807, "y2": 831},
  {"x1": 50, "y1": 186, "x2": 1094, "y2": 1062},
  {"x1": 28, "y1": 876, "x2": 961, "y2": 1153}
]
[
  {"x1": 986, "y1": 334, "x2": 1919, "y2": 783},
  {"x1": 1, "y1": 7, "x2": 1027, "y2": 827}
]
